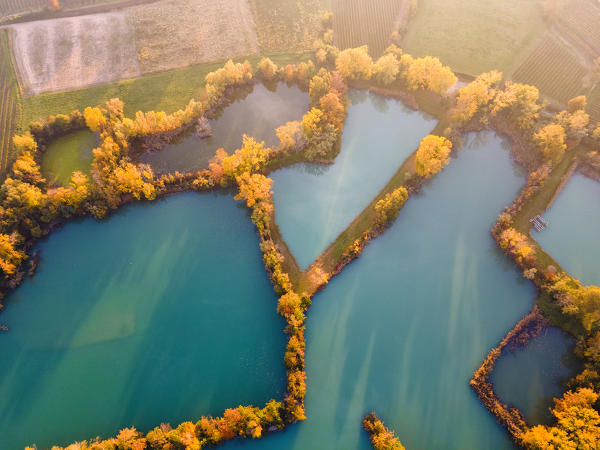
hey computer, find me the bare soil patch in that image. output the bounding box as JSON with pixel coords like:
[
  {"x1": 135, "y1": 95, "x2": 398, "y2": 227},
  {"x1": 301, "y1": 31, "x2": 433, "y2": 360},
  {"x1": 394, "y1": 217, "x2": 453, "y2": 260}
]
[{"x1": 11, "y1": 11, "x2": 141, "y2": 95}]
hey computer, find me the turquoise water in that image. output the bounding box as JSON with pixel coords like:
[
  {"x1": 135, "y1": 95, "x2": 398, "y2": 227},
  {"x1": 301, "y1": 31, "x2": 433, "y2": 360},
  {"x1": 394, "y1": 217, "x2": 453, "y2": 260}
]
[
  {"x1": 140, "y1": 82, "x2": 309, "y2": 174},
  {"x1": 492, "y1": 327, "x2": 580, "y2": 425},
  {"x1": 223, "y1": 131, "x2": 535, "y2": 449},
  {"x1": 534, "y1": 173, "x2": 600, "y2": 286},
  {"x1": 0, "y1": 193, "x2": 285, "y2": 449},
  {"x1": 271, "y1": 89, "x2": 437, "y2": 268}
]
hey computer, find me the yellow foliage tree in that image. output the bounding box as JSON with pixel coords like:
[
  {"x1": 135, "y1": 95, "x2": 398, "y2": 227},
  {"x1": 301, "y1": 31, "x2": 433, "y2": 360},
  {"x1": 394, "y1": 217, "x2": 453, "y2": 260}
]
[
  {"x1": 404, "y1": 56, "x2": 457, "y2": 94},
  {"x1": 522, "y1": 388, "x2": 600, "y2": 449},
  {"x1": 452, "y1": 71, "x2": 502, "y2": 123},
  {"x1": 534, "y1": 123, "x2": 567, "y2": 164},
  {"x1": 0, "y1": 233, "x2": 26, "y2": 276},
  {"x1": 234, "y1": 173, "x2": 273, "y2": 208},
  {"x1": 336, "y1": 46, "x2": 373, "y2": 80},
  {"x1": 373, "y1": 54, "x2": 400, "y2": 85},
  {"x1": 84, "y1": 107, "x2": 107, "y2": 132},
  {"x1": 415, "y1": 135, "x2": 452, "y2": 178}
]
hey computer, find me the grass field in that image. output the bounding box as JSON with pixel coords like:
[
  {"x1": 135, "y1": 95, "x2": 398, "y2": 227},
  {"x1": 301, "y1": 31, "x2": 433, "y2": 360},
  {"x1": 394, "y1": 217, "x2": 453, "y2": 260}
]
[
  {"x1": 0, "y1": 29, "x2": 20, "y2": 177},
  {"x1": 511, "y1": 34, "x2": 587, "y2": 105},
  {"x1": 40, "y1": 129, "x2": 96, "y2": 186},
  {"x1": 402, "y1": 0, "x2": 547, "y2": 76},
  {"x1": 20, "y1": 52, "x2": 311, "y2": 127},
  {"x1": 332, "y1": 0, "x2": 404, "y2": 57},
  {"x1": 248, "y1": 0, "x2": 328, "y2": 53}
]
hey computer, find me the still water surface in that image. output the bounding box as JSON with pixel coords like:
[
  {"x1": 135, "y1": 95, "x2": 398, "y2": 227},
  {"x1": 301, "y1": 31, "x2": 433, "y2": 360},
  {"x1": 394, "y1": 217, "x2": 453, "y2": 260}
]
[
  {"x1": 225, "y1": 131, "x2": 537, "y2": 449},
  {"x1": 140, "y1": 82, "x2": 309, "y2": 174},
  {"x1": 0, "y1": 193, "x2": 285, "y2": 449}
]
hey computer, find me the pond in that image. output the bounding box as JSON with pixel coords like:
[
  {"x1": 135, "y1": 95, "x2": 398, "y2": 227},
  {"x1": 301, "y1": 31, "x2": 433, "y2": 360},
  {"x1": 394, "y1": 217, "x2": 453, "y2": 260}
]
[
  {"x1": 271, "y1": 89, "x2": 437, "y2": 269},
  {"x1": 0, "y1": 193, "x2": 285, "y2": 449},
  {"x1": 223, "y1": 132, "x2": 536, "y2": 449},
  {"x1": 41, "y1": 129, "x2": 97, "y2": 186},
  {"x1": 491, "y1": 327, "x2": 580, "y2": 425},
  {"x1": 139, "y1": 82, "x2": 309, "y2": 174},
  {"x1": 533, "y1": 172, "x2": 600, "y2": 286}
]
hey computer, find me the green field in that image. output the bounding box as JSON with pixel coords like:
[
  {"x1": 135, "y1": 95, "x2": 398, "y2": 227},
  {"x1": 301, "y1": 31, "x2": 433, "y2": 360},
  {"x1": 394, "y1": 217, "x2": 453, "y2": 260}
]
[
  {"x1": 402, "y1": 0, "x2": 547, "y2": 76},
  {"x1": 40, "y1": 129, "x2": 97, "y2": 186},
  {"x1": 332, "y1": 0, "x2": 404, "y2": 57},
  {"x1": 512, "y1": 33, "x2": 587, "y2": 105},
  {"x1": 20, "y1": 52, "x2": 311, "y2": 127},
  {"x1": 0, "y1": 29, "x2": 20, "y2": 176}
]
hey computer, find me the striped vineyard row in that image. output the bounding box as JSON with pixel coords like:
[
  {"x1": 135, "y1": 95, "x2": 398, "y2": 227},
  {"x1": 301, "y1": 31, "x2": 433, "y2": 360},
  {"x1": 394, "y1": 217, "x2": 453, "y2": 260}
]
[
  {"x1": 0, "y1": 30, "x2": 19, "y2": 178},
  {"x1": 553, "y1": 0, "x2": 600, "y2": 56},
  {"x1": 512, "y1": 33, "x2": 587, "y2": 105},
  {"x1": 332, "y1": 0, "x2": 404, "y2": 58}
]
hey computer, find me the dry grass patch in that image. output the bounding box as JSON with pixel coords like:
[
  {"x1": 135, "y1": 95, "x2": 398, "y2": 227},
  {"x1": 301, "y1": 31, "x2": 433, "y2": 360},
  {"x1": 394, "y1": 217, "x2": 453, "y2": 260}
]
[
  {"x1": 132, "y1": 0, "x2": 259, "y2": 73},
  {"x1": 248, "y1": 0, "x2": 328, "y2": 53}
]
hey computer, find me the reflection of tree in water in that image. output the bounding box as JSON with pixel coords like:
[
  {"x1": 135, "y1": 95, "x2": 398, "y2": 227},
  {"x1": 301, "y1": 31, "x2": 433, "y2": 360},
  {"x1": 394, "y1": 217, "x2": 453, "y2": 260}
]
[
  {"x1": 368, "y1": 92, "x2": 390, "y2": 113},
  {"x1": 297, "y1": 162, "x2": 332, "y2": 176},
  {"x1": 209, "y1": 84, "x2": 255, "y2": 121},
  {"x1": 348, "y1": 89, "x2": 368, "y2": 105}
]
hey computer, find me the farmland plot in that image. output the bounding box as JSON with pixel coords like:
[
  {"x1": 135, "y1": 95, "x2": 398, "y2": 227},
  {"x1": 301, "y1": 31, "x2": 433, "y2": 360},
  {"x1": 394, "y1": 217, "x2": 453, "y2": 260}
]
[
  {"x1": 11, "y1": 11, "x2": 141, "y2": 95},
  {"x1": 402, "y1": 0, "x2": 547, "y2": 76},
  {"x1": 248, "y1": 0, "x2": 327, "y2": 52},
  {"x1": 332, "y1": 0, "x2": 404, "y2": 57},
  {"x1": 512, "y1": 34, "x2": 587, "y2": 104},
  {"x1": 547, "y1": 0, "x2": 600, "y2": 57},
  {"x1": 133, "y1": 0, "x2": 259, "y2": 73}
]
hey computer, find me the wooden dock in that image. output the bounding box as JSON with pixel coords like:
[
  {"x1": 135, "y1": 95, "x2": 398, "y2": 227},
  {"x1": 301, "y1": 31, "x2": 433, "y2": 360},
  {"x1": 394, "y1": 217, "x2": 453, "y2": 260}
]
[{"x1": 529, "y1": 214, "x2": 548, "y2": 231}]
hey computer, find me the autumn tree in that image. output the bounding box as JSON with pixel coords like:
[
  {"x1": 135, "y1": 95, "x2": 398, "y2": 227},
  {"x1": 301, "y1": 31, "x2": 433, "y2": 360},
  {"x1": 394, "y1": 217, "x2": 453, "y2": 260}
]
[
  {"x1": 319, "y1": 91, "x2": 346, "y2": 131},
  {"x1": 373, "y1": 54, "x2": 400, "y2": 85},
  {"x1": 452, "y1": 71, "x2": 502, "y2": 124},
  {"x1": 257, "y1": 57, "x2": 279, "y2": 81},
  {"x1": 363, "y1": 413, "x2": 405, "y2": 450},
  {"x1": 221, "y1": 135, "x2": 271, "y2": 180},
  {"x1": 276, "y1": 121, "x2": 305, "y2": 153},
  {"x1": 404, "y1": 56, "x2": 457, "y2": 94},
  {"x1": 534, "y1": 123, "x2": 567, "y2": 164},
  {"x1": 309, "y1": 70, "x2": 332, "y2": 105},
  {"x1": 415, "y1": 135, "x2": 452, "y2": 177},
  {"x1": 522, "y1": 388, "x2": 600, "y2": 449},
  {"x1": 336, "y1": 46, "x2": 373, "y2": 80},
  {"x1": 0, "y1": 233, "x2": 26, "y2": 276},
  {"x1": 234, "y1": 173, "x2": 273, "y2": 208},
  {"x1": 301, "y1": 108, "x2": 338, "y2": 160},
  {"x1": 11, "y1": 151, "x2": 45, "y2": 187},
  {"x1": 374, "y1": 187, "x2": 408, "y2": 227},
  {"x1": 84, "y1": 106, "x2": 107, "y2": 132},
  {"x1": 491, "y1": 82, "x2": 541, "y2": 130},
  {"x1": 568, "y1": 95, "x2": 587, "y2": 113}
]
